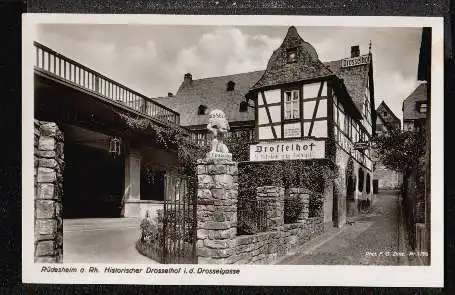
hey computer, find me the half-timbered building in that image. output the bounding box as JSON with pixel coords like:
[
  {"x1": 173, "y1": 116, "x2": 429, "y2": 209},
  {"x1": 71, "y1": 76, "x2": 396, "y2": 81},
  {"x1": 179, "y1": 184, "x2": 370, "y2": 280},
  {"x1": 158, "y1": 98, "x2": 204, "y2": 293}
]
[
  {"x1": 156, "y1": 26, "x2": 376, "y2": 227},
  {"x1": 245, "y1": 26, "x2": 375, "y2": 225}
]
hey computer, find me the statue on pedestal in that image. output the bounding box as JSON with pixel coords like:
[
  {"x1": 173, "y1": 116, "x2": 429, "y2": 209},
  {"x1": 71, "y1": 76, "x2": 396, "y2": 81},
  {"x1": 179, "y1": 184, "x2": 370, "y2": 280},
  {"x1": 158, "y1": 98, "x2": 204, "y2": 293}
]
[{"x1": 206, "y1": 109, "x2": 232, "y2": 160}]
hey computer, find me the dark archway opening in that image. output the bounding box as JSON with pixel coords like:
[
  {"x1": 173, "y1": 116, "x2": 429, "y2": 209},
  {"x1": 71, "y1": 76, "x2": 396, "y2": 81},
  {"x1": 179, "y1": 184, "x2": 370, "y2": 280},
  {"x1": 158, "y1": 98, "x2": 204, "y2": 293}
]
[
  {"x1": 366, "y1": 173, "x2": 371, "y2": 194},
  {"x1": 346, "y1": 159, "x2": 355, "y2": 200},
  {"x1": 358, "y1": 168, "x2": 364, "y2": 192},
  {"x1": 63, "y1": 138, "x2": 124, "y2": 218}
]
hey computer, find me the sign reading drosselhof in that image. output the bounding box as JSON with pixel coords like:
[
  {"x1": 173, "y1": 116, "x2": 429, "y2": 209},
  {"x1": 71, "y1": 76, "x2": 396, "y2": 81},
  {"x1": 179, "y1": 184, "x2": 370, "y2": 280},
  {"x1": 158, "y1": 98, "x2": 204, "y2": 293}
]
[
  {"x1": 249, "y1": 140, "x2": 325, "y2": 162},
  {"x1": 341, "y1": 54, "x2": 370, "y2": 68}
]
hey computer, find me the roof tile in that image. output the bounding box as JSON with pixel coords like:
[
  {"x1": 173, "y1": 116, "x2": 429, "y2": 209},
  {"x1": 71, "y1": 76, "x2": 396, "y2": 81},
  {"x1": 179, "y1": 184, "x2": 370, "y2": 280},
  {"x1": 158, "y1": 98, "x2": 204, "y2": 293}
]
[{"x1": 154, "y1": 71, "x2": 264, "y2": 126}]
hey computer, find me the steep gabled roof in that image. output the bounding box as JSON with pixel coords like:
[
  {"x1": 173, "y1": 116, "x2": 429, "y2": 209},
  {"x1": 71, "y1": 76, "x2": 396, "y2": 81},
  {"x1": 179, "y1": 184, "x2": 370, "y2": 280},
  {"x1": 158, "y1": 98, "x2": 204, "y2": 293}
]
[
  {"x1": 156, "y1": 27, "x2": 375, "y2": 127},
  {"x1": 324, "y1": 57, "x2": 370, "y2": 113},
  {"x1": 250, "y1": 26, "x2": 333, "y2": 91},
  {"x1": 376, "y1": 101, "x2": 401, "y2": 131},
  {"x1": 153, "y1": 71, "x2": 264, "y2": 126},
  {"x1": 402, "y1": 82, "x2": 427, "y2": 121}
]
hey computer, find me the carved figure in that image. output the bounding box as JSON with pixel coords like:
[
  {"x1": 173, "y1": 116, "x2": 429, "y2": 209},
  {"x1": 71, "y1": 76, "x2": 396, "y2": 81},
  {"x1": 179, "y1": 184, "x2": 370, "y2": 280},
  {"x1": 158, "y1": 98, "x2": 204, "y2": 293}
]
[{"x1": 206, "y1": 109, "x2": 230, "y2": 153}]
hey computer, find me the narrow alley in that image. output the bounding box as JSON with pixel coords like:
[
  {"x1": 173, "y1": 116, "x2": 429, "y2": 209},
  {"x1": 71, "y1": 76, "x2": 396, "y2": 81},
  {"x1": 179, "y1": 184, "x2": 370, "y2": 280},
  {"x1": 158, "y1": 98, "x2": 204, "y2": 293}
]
[{"x1": 278, "y1": 191, "x2": 420, "y2": 265}]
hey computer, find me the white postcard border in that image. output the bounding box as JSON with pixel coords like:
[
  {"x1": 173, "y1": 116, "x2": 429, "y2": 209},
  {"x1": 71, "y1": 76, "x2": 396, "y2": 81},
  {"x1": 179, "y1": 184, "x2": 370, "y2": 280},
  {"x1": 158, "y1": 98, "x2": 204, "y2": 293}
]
[{"x1": 22, "y1": 14, "x2": 444, "y2": 287}]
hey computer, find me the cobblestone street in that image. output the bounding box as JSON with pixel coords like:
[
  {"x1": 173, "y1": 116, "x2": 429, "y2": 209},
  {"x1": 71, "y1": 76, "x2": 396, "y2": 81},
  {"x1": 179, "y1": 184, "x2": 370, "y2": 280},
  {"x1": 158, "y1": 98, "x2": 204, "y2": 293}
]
[{"x1": 278, "y1": 191, "x2": 418, "y2": 265}]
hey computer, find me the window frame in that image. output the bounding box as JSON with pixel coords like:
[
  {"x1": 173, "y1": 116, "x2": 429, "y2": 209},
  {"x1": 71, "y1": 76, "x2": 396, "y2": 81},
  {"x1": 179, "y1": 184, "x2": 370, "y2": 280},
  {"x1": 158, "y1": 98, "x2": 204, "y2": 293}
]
[
  {"x1": 283, "y1": 89, "x2": 301, "y2": 120},
  {"x1": 198, "y1": 104, "x2": 208, "y2": 115},
  {"x1": 239, "y1": 101, "x2": 249, "y2": 112},
  {"x1": 417, "y1": 102, "x2": 428, "y2": 113},
  {"x1": 286, "y1": 47, "x2": 298, "y2": 63}
]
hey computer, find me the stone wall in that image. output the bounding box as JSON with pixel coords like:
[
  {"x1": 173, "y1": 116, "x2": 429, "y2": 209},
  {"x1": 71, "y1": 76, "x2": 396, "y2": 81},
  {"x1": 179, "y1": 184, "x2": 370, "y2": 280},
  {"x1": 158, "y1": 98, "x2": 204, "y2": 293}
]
[
  {"x1": 196, "y1": 159, "x2": 327, "y2": 264},
  {"x1": 257, "y1": 186, "x2": 284, "y2": 231},
  {"x1": 229, "y1": 216, "x2": 324, "y2": 264},
  {"x1": 374, "y1": 163, "x2": 402, "y2": 190},
  {"x1": 334, "y1": 147, "x2": 348, "y2": 226},
  {"x1": 288, "y1": 188, "x2": 310, "y2": 222},
  {"x1": 196, "y1": 158, "x2": 238, "y2": 264},
  {"x1": 34, "y1": 120, "x2": 64, "y2": 263},
  {"x1": 282, "y1": 217, "x2": 324, "y2": 252},
  {"x1": 322, "y1": 181, "x2": 334, "y2": 228}
]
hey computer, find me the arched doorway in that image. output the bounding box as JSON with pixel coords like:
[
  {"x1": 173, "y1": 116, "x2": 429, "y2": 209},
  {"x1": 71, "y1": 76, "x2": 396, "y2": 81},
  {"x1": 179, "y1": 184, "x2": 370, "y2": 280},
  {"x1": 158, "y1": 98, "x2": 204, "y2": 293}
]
[
  {"x1": 358, "y1": 167, "x2": 364, "y2": 193},
  {"x1": 346, "y1": 158, "x2": 355, "y2": 199}
]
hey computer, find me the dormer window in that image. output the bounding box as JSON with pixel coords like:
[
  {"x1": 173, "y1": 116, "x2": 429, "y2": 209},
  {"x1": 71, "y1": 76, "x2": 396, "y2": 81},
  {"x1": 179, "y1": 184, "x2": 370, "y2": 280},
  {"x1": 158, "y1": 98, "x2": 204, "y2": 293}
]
[
  {"x1": 227, "y1": 81, "x2": 235, "y2": 91},
  {"x1": 198, "y1": 105, "x2": 208, "y2": 115},
  {"x1": 239, "y1": 101, "x2": 248, "y2": 112},
  {"x1": 286, "y1": 48, "x2": 298, "y2": 63},
  {"x1": 416, "y1": 102, "x2": 427, "y2": 113}
]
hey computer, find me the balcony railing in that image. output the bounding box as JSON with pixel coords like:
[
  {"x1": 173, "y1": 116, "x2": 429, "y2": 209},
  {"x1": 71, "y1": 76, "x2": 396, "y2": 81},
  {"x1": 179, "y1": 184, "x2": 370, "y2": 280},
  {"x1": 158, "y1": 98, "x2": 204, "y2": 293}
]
[{"x1": 34, "y1": 41, "x2": 180, "y2": 125}]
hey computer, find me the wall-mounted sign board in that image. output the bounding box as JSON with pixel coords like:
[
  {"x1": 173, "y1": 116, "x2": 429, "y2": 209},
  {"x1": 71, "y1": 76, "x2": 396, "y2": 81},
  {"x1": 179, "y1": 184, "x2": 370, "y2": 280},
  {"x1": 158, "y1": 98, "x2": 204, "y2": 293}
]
[
  {"x1": 341, "y1": 55, "x2": 370, "y2": 68},
  {"x1": 249, "y1": 139, "x2": 325, "y2": 162},
  {"x1": 283, "y1": 124, "x2": 301, "y2": 138}
]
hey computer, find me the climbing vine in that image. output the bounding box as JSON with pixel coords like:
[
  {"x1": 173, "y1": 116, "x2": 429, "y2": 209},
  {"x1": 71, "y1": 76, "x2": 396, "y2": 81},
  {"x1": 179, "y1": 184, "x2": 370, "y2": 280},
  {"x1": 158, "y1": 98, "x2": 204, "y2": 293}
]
[
  {"x1": 115, "y1": 111, "x2": 338, "y2": 192},
  {"x1": 238, "y1": 159, "x2": 338, "y2": 199},
  {"x1": 116, "y1": 112, "x2": 209, "y2": 176}
]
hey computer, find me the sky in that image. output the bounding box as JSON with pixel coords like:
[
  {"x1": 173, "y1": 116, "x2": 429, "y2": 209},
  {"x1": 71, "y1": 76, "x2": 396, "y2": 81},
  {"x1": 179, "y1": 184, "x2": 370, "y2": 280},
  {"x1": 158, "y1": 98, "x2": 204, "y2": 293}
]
[{"x1": 36, "y1": 24, "x2": 423, "y2": 123}]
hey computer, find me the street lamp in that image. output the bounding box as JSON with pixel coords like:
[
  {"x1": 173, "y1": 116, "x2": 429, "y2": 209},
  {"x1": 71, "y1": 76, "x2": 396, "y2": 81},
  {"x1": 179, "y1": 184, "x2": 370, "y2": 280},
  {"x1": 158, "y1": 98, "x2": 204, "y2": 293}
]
[{"x1": 109, "y1": 136, "x2": 121, "y2": 157}]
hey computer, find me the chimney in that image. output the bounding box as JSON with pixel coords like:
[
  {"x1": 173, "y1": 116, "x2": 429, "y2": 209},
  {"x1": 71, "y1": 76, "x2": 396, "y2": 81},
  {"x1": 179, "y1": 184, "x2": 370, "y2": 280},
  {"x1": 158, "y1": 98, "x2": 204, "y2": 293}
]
[
  {"x1": 167, "y1": 92, "x2": 173, "y2": 97},
  {"x1": 227, "y1": 81, "x2": 235, "y2": 91},
  {"x1": 184, "y1": 73, "x2": 192, "y2": 85},
  {"x1": 351, "y1": 45, "x2": 360, "y2": 58}
]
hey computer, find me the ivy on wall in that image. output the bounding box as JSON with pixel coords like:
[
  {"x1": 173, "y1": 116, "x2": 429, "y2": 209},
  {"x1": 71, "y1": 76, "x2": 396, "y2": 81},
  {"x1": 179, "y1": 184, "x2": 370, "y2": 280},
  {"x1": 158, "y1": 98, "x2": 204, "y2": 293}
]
[
  {"x1": 224, "y1": 132, "x2": 251, "y2": 162},
  {"x1": 238, "y1": 160, "x2": 338, "y2": 199},
  {"x1": 116, "y1": 111, "x2": 338, "y2": 194},
  {"x1": 116, "y1": 112, "x2": 209, "y2": 177}
]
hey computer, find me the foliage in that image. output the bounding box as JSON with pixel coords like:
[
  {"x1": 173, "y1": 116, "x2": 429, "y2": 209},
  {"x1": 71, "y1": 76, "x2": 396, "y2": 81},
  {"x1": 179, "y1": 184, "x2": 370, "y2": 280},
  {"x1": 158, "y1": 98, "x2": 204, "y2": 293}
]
[
  {"x1": 164, "y1": 209, "x2": 195, "y2": 243},
  {"x1": 139, "y1": 210, "x2": 163, "y2": 245},
  {"x1": 117, "y1": 112, "x2": 209, "y2": 177},
  {"x1": 237, "y1": 215, "x2": 259, "y2": 235},
  {"x1": 309, "y1": 195, "x2": 324, "y2": 218},
  {"x1": 284, "y1": 196, "x2": 304, "y2": 224},
  {"x1": 237, "y1": 160, "x2": 336, "y2": 233},
  {"x1": 224, "y1": 132, "x2": 252, "y2": 162},
  {"x1": 238, "y1": 160, "x2": 338, "y2": 198},
  {"x1": 372, "y1": 129, "x2": 425, "y2": 174},
  {"x1": 237, "y1": 198, "x2": 268, "y2": 235}
]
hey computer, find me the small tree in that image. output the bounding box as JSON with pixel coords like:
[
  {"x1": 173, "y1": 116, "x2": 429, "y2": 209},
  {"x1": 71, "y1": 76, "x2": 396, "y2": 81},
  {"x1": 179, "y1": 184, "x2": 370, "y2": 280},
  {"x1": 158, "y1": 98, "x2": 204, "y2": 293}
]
[{"x1": 372, "y1": 129, "x2": 425, "y2": 175}]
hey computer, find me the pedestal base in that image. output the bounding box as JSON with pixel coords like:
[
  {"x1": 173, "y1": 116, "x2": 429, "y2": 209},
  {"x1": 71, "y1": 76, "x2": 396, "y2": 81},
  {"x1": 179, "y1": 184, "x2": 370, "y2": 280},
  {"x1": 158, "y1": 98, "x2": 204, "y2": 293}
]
[{"x1": 206, "y1": 151, "x2": 232, "y2": 161}]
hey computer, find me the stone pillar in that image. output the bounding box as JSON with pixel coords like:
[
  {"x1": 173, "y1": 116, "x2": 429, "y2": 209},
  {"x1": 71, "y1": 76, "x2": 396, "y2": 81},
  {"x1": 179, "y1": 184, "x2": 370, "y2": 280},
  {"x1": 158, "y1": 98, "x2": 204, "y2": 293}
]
[
  {"x1": 34, "y1": 120, "x2": 64, "y2": 263},
  {"x1": 323, "y1": 181, "x2": 334, "y2": 228},
  {"x1": 196, "y1": 159, "x2": 238, "y2": 264},
  {"x1": 256, "y1": 186, "x2": 284, "y2": 231},
  {"x1": 289, "y1": 188, "x2": 310, "y2": 222},
  {"x1": 123, "y1": 148, "x2": 141, "y2": 217},
  {"x1": 334, "y1": 176, "x2": 347, "y2": 228}
]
